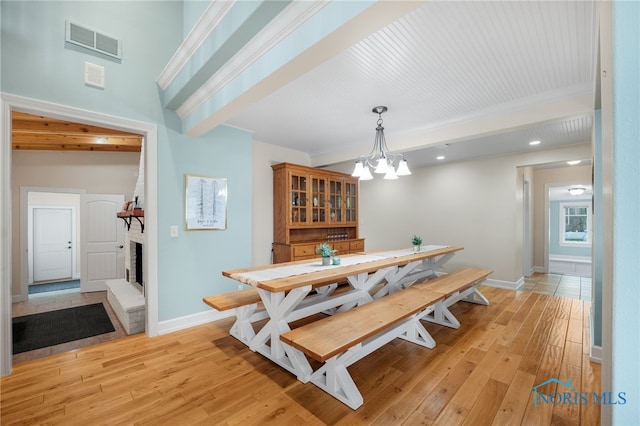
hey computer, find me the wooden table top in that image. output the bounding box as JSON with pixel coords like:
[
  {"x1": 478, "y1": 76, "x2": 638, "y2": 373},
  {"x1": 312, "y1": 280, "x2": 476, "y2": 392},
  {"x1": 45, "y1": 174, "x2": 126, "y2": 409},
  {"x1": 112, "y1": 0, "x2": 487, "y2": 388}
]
[{"x1": 222, "y1": 246, "x2": 463, "y2": 293}]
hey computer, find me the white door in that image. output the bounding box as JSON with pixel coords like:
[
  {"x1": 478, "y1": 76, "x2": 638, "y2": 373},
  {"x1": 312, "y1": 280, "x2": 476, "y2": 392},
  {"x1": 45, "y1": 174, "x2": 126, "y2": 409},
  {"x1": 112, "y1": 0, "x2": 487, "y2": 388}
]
[
  {"x1": 81, "y1": 194, "x2": 125, "y2": 292},
  {"x1": 33, "y1": 207, "x2": 73, "y2": 282}
]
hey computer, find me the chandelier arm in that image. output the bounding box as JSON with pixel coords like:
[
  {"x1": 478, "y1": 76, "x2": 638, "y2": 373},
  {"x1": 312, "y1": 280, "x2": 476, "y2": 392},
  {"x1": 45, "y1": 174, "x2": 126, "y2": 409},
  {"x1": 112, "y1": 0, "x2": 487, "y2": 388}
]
[{"x1": 354, "y1": 106, "x2": 409, "y2": 179}]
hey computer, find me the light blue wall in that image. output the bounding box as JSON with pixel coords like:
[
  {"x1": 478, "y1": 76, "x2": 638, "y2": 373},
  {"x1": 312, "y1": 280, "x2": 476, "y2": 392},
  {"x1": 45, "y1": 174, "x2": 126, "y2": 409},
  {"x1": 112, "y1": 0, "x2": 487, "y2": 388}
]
[
  {"x1": 548, "y1": 200, "x2": 591, "y2": 257},
  {"x1": 157, "y1": 124, "x2": 252, "y2": 321},
  {"x1": 1, "y1": 1, "x2": 253, "y2": 322},
  {"x1": 1, "y1": 1, "x2": 179, "y2": 126},
  {"x1": 612, "y1": 2, "x2": 640, "y2": 424}
]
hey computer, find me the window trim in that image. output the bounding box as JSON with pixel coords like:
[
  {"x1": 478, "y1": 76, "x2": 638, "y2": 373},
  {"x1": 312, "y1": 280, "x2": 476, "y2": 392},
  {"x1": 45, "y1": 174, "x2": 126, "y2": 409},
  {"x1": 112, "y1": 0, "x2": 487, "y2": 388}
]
[{"x1": 559, "y1": 201, "x2": 592, "y2": 247}]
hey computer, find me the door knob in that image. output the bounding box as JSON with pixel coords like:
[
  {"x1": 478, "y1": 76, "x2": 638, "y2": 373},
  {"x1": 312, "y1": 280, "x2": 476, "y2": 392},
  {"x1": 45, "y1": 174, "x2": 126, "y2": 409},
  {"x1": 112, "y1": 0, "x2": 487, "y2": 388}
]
[{"x1": 118, "y1": 245, "x2": 124, "y2": 249}]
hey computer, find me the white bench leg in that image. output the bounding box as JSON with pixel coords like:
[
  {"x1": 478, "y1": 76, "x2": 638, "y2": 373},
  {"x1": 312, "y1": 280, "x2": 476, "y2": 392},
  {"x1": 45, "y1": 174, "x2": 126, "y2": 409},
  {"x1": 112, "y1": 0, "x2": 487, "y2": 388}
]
[
  {"x1": 292, "y1": 320, "x2": 413, "y2": 410},
  {"x1": 229, "y1": 303, "x2": 258, "y2": 344},
  {"x1": 421, "y1": 302, "x2": 461, "y2": 329},
  {"x1": 311, "y1": 356, "x2": 363, "y2": 410},
  {"x1": 400, "y1": 309, "x2": 437, "y2": 348},
  {"x1": 461, "y1": 287, "x2": 489, "y2": 305}
]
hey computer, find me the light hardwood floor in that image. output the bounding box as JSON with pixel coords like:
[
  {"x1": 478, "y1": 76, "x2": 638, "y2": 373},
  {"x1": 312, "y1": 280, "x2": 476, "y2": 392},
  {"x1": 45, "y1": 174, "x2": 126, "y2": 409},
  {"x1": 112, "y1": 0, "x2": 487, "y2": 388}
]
[{"x1": 2, "y1": 285, "x2": 600, "y2": 425}]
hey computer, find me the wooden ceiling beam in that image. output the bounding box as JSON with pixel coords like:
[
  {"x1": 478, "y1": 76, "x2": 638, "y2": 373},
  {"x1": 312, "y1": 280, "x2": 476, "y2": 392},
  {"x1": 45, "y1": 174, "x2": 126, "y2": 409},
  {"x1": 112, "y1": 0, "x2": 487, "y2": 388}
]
[{"x1": 11, "y1": 111, "x2": 143, "y2": 152}]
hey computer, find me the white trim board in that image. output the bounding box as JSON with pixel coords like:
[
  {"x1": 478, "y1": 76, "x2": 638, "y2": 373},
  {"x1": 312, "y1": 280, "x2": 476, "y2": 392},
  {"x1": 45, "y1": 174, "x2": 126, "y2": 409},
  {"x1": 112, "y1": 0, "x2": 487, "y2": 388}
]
[
  {"x1": 157, "y1": 309, "x2": 234, "y2": 336},
  {"x1": 483, "y1": 277, "x2": 524, "y2": 291}
]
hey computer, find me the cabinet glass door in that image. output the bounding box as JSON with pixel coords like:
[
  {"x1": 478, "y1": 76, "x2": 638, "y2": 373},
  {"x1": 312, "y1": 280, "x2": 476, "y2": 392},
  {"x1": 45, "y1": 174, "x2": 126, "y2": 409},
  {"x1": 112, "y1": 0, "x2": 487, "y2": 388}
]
[
  {"x1": 311, "y1": 176, "x2": 326, "y2": 223},
  {"x1": 329, "y1": 179, "x2": 343, "y2": 223},
  {"x1": 290, "y1": 173, "x2": 307, "y2": 223},
  {"x1": 345, "y1": 182, "x2": 357, "y2": 223}
]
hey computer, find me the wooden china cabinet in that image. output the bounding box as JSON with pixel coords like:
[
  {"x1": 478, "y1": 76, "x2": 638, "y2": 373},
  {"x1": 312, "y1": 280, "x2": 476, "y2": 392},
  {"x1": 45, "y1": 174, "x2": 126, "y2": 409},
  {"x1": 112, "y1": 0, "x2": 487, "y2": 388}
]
[{"x1": 272, "y1": 162, "x2": 365, "y2": 263}]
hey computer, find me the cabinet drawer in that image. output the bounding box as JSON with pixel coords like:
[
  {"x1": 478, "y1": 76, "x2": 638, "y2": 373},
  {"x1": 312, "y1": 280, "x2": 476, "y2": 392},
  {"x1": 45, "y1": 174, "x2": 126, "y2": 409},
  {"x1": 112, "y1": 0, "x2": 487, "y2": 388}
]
[
  {"x1": 332, "y1": 242, "x2": 350, "y2": 253},
  {"x1": 293, "y1": 244, "x2": 317, "y2": 257},
  {"x1": 349, "y1": 240, "x2": 364, "y2": 252}
]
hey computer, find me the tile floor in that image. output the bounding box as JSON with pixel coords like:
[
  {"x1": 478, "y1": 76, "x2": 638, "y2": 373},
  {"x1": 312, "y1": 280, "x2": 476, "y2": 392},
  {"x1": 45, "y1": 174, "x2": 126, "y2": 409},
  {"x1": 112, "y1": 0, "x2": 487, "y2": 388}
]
[
  {"x1": 11, "y1": 273, "x2": 591, "y2": 365},
  {"x1": 521, "y1": 272, "x2": 592, "y2": 300},
  {"x1": 11, "y1": 289, "x2": 128, "y2": 365}
]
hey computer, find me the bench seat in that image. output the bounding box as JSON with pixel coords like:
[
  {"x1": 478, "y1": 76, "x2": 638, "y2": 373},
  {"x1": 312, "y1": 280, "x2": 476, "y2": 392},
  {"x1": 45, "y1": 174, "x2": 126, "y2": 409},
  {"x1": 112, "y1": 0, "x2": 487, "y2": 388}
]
[
  {"x1": 412, "y1": 267, "x2": 492, "y2": 298},
  {"x1": 281, "y1": 287, "x2": 445, "y2": 363},
  {"x1": 279, "y1": 267, "x2": 492, "y2": 409},
  {"x1": 411, "y1": 267, "x2": 492, "y2": 329},
  {"x1": 203, "y1": 288, "x2": 261, "y2": 311}
]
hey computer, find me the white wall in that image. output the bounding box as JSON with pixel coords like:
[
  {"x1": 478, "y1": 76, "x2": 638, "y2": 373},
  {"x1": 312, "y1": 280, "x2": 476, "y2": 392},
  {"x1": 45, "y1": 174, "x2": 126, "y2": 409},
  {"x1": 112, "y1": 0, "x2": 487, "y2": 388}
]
[
  {"x1": 334, "y1": 143, "x2": 592, "y2": 284},
  {"x1": 252, "y1": 140, "x2": 310, "y2": 266}
]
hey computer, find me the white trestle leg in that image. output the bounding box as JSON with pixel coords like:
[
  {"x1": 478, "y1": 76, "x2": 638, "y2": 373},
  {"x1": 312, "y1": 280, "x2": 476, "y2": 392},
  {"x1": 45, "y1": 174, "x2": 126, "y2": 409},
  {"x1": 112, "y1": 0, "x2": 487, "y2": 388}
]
[{"x1": 249, "y1": 286, "x2": 313, "y2": 379}]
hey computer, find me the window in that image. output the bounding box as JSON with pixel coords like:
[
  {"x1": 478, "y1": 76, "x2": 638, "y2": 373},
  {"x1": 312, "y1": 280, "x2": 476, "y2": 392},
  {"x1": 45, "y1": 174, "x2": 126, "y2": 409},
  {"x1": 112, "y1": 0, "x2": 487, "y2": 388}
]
[{"x1": 559, "y1": 202, "x2": 591, "y2": 246}]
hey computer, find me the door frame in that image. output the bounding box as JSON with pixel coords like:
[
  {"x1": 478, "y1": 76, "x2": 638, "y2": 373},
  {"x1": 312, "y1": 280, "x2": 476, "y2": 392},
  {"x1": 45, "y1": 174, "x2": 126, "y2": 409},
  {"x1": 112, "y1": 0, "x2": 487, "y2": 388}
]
[
  {"x1": 522, "y1": 178, "x2": 532, "y2": 277},
  {"x1": 544, "y1": 182, "x2": 593, "y2": 273},
  {"x1": 1, "y1": 93, "x2": 159, "y2": 376},
  {"x1": 20, "y1": 189, "x2": 84, "y2": 301}
]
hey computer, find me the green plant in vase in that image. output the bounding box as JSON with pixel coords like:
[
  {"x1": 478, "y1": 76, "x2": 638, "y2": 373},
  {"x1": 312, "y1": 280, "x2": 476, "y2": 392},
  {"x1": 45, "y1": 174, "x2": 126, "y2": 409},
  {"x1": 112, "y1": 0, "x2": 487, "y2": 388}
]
[
  {"x1": 411, "y1": 235, "x2": 423, "y2": 252},
  {"x1": 317, "y1": 242, "x2": 337, "y2": 266}
]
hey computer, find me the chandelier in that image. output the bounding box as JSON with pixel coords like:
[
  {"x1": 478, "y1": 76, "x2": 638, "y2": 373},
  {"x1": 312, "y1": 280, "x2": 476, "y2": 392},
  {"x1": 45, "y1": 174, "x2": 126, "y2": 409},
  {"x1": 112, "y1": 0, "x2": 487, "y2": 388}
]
[{"x1": 351, "y1": 106, "x2": 411, "y2": 180}]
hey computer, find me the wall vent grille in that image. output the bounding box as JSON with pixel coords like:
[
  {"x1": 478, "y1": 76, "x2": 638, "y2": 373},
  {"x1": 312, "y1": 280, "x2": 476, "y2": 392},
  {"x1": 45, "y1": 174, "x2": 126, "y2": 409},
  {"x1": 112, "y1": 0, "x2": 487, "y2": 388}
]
[{"x1": 65, "y1": 20, "x2": 121, "y2": 59}]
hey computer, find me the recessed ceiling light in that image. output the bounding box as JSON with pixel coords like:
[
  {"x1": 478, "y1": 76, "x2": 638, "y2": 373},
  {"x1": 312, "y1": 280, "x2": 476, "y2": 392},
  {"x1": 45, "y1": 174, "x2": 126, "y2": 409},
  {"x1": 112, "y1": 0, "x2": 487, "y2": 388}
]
[
  {"x1": 568, "y1": 187, "x2": 586, "y2": 196},
  {"x1": 529, "y1": 140, "x2": 541, "y2": 146},
  {"x1": 567, "y1": 160, "x2": 581, "y2": 165},
  {"x1": 436, "y1": 155, "x2": 445, "y2": 160}
]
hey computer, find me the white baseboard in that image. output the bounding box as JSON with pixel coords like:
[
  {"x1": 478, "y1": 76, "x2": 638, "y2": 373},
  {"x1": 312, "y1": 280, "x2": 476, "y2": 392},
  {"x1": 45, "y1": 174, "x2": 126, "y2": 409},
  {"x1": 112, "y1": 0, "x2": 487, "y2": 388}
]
[
  {"x1": 12, "y1": 294, "x2": 23, "y2": 303},
  {"x1": 533, "y1": 266, "x2": 546, "y2": 273},
  {"x1": 157, "y1": 309, "x2": 234, "y2": 335},
  {"x1": 483, "y1": 277, "x2": 523, "y2": 290}
]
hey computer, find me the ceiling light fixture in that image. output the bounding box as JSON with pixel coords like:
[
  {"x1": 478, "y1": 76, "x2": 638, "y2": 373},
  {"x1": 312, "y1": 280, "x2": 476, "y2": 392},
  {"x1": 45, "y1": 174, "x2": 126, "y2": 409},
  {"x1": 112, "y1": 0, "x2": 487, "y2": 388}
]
[
  {"x1": 568, "y1": 187, "x2": 586, "y2": 196},
  {"x1": 436, "y1": 155, "x2": 445, "y2": 160},
  {"x1": 351, "y1": 106, "x2": 411, "y2": 181},
  {"x1": 567, "y1": 160, "x2": 581, "y2": 165},
  {"x1": 529, "y1": 140, "x2": 541, "y2": 146}
]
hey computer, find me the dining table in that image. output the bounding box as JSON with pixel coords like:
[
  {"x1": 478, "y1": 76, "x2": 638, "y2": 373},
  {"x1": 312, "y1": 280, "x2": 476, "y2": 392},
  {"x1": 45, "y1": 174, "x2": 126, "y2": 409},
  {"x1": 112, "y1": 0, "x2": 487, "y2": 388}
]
[{"x1": 221, "y1": 245, "x2": 463, "y2": 380}]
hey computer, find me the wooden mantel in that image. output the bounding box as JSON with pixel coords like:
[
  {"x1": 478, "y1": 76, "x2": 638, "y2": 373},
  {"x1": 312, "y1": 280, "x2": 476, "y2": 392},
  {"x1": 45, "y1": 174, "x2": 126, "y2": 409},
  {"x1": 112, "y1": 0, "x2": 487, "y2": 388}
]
[{"x1": 117, "y1": 209, "x2": 144, "y2": 232}]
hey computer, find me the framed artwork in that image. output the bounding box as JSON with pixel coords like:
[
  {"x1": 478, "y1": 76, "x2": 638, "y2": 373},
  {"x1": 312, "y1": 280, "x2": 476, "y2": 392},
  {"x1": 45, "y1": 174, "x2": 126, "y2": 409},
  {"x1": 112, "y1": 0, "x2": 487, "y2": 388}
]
[{"x1": 185, "y1": 174, "x2": 227, "y2": 230}]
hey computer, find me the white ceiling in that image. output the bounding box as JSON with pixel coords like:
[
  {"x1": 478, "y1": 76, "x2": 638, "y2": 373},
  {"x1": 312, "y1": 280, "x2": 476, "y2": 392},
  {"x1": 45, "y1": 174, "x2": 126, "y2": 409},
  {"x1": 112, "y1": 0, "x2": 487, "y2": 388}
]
[{"x1": 223, "y1": 0, "x2": 598, "y2": 169}]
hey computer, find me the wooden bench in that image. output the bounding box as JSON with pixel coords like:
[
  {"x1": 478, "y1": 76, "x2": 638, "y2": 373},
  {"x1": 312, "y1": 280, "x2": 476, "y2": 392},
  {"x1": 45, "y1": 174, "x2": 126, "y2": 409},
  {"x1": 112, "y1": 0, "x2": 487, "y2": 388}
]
[
  {"x1": 279, "y1": 267, "x2": 492, "y2": 409},
  {"x1": 203, "y1": 288, "x2": 262, "y2": 311},
  {"x1": 202, "y1": 282, "x2": 343, "y2": 345},
  {"x1": 411, "y1": 267, "x2": 492, "y2": 329}
]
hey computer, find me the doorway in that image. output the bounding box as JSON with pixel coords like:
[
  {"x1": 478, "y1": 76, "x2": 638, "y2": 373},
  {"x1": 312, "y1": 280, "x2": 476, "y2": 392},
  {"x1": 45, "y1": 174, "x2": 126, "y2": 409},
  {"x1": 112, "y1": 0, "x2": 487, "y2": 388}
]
[
  {"x1": 27, "y1": 192, "x2": 80, "y2": 296},
  {"x1": 546, "y1": 184, "x2": 593, "y2": 277},
  {"x1": 1, "y1": 95, "x2": 159, "y2": 376}
]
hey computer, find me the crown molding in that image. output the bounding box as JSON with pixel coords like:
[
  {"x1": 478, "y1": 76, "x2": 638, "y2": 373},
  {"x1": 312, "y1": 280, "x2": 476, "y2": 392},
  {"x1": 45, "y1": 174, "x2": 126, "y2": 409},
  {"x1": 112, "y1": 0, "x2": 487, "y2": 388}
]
[
  {"x1": 176, "y1": 1, "x2": 329, "y2": 120},
  {"x1": 157, "y1": 0, "x2": 237, "y2": 90}
]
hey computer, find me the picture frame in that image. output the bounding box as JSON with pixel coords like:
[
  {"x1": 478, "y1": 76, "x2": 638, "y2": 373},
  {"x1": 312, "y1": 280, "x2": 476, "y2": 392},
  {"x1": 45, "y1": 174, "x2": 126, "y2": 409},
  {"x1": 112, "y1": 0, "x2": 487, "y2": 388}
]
[{"x1": 185, "y1": 174, "x2": 227, "y2": 230}]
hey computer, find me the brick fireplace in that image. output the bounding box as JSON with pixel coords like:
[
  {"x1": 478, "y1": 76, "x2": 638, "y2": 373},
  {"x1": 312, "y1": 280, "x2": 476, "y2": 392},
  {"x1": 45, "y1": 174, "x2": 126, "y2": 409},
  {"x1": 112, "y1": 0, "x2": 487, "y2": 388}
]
[
  {"x1": 106, "y1": 212, "x2": 145, "y2": 334},
  {"x1": 126, "y1": 220, "x2": 144, "y2": 293}
]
